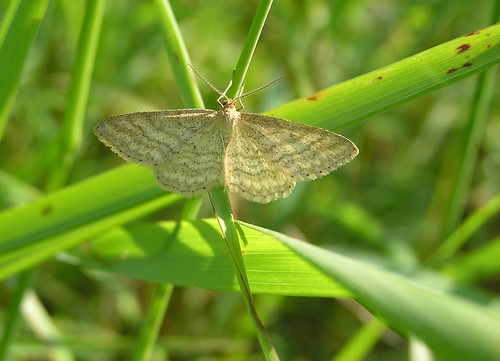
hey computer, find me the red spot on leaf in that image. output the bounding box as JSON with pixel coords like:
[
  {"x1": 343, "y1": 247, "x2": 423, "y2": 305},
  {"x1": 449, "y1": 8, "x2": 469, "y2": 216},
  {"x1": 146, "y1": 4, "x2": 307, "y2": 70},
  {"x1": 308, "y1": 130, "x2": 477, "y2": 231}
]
[
  {"x1": 462, "y1": 62, "x2": 473, "y2": 68},
  {"x1": 447, "y1": 68, "x2": 458, "y2": 74},
  {"x1": 456, "y1": 44, "x2": 471, "y2": 53}
]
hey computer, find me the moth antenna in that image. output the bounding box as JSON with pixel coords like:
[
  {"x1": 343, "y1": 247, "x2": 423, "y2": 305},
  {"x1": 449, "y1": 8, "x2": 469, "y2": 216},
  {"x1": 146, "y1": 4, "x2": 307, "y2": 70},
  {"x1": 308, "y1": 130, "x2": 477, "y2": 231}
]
[
  {"x1": 188, "y1": 64, "x2": 234, "y2": 107},
  {"x1": 188, "y1": 64, "x2": 225, "y2": 96},
  {"x1": 188, "y1": 64, "x2": 283, "y2": 108},
  {"x1": 234, "y1": 76, "x2": 284, "y2": 102}
]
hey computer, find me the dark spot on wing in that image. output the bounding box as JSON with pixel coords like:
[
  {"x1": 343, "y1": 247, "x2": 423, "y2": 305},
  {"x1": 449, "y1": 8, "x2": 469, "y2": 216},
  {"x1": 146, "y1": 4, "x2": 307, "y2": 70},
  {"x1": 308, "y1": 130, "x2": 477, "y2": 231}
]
[{"x1": 456, "y1": 44, "x2": 471, "y2": 53}]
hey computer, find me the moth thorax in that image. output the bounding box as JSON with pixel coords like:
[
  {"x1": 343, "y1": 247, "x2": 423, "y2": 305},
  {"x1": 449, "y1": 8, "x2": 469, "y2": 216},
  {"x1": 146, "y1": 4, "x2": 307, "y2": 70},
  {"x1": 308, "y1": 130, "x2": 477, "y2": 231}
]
[{"x1": 223, "y1": 102, "x2": 241, "y2": 123}]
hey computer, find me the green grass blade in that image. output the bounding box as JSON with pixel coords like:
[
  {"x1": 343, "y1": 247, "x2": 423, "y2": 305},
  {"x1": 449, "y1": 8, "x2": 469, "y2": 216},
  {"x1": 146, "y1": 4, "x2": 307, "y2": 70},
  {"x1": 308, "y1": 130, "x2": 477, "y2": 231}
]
[
  {"x1": 0, "y1": 165, "x2": 179, "y2": 281},
  {"x1": 0, "y1": 271, "x2": 32, "y2": 360},
  {"x1": 47, "y1": 0, "x2": 105, "y2": 190},
  {"x1": 444, "y1": 235, "x2": 500, "y2": 283},
  {"x1": 0, "y1": 0, "x2": 50, "y2": 139},
  {"x1": 331, "y1": 317, "x2": 387, "y2": 361},
  {"x1": 246, "y1": 222, "x2": 500, "y2": 361},
  {"x1": 210, "y1": 188, "x2": 280, "y2": 360},
  {"x1": 0, "y1": 0, "x2": 20, "y2": 46},
  {"x1": 439, "y1": 59, "x2": 499, "y2": 239},
  {"x1": 66, "y1": 219, "x2": 350, "y2": 298},
  {"x1": 269, "y1": 23, "x2": 500, "y2": 131},
  {"x1": 229, "y1": 0, "x2": 274, "y2": 98},
  {"x1": 131, "y1": 283, "x2": 173, "y2": 361},
  {"x1": 428, "y1": 194, "x2": 500, "y2": 266},
  {"x1": 155, "y1": 0, "x2": 204, "y2": 108}
]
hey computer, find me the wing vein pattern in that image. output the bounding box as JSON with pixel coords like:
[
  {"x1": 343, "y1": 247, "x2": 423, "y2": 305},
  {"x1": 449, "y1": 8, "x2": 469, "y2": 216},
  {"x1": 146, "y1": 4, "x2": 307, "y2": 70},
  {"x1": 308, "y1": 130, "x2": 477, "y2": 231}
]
[
  {"x1": 95, "y1": 109, "x2": 229, "y2": 195},
  {"x1": 224, "y1": 113, "x2": 358, "y2": 203}
]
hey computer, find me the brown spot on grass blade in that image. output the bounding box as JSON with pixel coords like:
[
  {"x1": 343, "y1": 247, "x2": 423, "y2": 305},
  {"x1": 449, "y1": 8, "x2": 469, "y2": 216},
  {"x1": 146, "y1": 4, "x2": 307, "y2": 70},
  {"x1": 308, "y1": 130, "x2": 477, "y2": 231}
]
[
  {"x1": 306, "y1": 93, "x2": 323, "y2": 102},
  {"x1": 456, "y1": 44, "x2": 471, "y2": 53},
  {"x1": 39, "y1": 205, "x2": 53, "y2": 216}
]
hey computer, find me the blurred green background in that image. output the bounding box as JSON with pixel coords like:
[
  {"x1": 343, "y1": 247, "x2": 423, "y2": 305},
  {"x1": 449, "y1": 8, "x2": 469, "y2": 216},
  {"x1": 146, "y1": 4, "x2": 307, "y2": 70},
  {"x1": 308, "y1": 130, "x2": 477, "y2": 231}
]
[{"x1": 0, "y1": 0, "x2": 498, "y2": 360}]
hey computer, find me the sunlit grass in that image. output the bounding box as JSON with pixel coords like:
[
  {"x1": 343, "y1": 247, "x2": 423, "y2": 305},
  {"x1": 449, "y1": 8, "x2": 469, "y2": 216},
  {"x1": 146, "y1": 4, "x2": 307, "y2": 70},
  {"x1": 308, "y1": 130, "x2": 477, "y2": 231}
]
[{"x1": 0, "y1": 1, "x2": 499, "y2": 360}]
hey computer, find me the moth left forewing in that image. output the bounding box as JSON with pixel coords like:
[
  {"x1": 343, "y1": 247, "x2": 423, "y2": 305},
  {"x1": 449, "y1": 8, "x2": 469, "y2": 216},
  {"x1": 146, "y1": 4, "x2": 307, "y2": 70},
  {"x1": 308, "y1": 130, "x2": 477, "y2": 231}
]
[
  {"x1": 95, "y1": 109, "x2": 228, "y2": 196},
  {"x1": 239, "y1": 113, "x2": 359, "y2": 181},
  {"x1": 94, "y1": 109, "x2": 218, "y2": 167}
]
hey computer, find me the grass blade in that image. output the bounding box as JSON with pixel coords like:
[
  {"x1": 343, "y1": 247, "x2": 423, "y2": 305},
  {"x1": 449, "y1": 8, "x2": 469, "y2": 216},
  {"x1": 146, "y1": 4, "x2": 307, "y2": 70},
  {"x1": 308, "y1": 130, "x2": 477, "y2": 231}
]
[
  {"x1": 439, "y1": 57, "x2": 499, "y2": 238},
  {"x1": 0, "y1": 0, "x2": 50, "y2": 139},
  {"x1": 269, "y1": 23, "x2": 500, "y2": 131},
  {"x1": 154, "y1": 0, "x2": 204, "y2": 108},
  {"x1": 0, "y1": 165, "x2": 178, "y2": 281},
  {"x1": 47, "y1": 0, "x2": 106, "y2": 190},
  {"x1": 67, "y1": 219, "x2": 350, "y2": 297},
  {"x1": 428, "y1": 194, "x2": 500, "y2": 266},
  {"x1": 246, "y1": 222, "x2": 500, "y2": 361}
]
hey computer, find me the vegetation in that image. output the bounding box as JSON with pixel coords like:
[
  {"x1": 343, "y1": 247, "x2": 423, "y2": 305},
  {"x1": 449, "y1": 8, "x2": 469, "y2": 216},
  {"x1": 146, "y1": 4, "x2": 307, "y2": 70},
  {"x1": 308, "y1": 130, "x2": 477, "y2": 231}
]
[{"x1": 0, "y1": 0, "x2": 499, "y2": 360}]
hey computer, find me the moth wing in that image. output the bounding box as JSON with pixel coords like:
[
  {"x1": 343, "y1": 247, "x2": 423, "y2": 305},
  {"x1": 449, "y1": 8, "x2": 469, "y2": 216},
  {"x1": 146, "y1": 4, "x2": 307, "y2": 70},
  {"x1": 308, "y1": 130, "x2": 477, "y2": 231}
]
[
  {"x1": 224, "y1": 113, "x2": 358, "y2": 203},
  {"x1": 95, "y1": 109, "x2": 227, "y2": 195}
]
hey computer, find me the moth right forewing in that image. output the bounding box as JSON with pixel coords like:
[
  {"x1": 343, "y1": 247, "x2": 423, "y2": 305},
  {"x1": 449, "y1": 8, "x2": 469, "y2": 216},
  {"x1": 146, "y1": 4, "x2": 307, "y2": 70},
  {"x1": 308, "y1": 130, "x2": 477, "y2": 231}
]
[
  {"x1": 224, "y1": 118, "x2": 296, "y2": 203},
  {"x1": 239, "y1": 113, "x2": 359, "y2": 181}
]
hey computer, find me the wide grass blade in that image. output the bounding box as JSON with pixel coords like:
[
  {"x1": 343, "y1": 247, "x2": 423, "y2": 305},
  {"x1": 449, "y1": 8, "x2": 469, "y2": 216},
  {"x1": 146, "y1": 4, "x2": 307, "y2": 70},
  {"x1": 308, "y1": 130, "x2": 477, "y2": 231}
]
[
  {"x1": 0, "y1": 165, "x2": 178, "y2": 281},
  {"x1": 269, "y1": 23, "x2": 500, "y2": 131},
  {"x1": 246, "y1": 222, "x2": 500, "y2": 361},
  {"x1": 65, "y1": 219, "x2": 349, "y2": 297}
]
